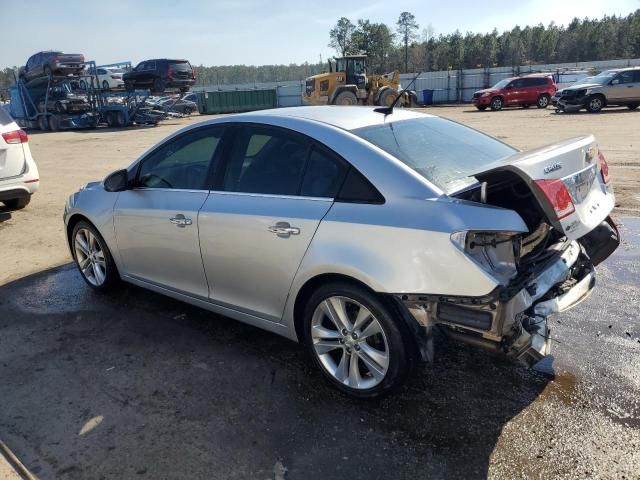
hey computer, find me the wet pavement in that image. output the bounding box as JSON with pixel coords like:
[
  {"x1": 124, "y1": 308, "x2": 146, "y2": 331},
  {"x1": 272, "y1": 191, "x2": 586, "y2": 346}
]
[{"x1": 0, "y1": 218, "x2": 639, "y2": 480}]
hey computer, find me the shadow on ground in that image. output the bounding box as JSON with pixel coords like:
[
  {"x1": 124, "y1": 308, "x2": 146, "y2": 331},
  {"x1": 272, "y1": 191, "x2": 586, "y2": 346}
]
[{"x1": 0, "y1": 264, "x2": 549, "y2": 480}]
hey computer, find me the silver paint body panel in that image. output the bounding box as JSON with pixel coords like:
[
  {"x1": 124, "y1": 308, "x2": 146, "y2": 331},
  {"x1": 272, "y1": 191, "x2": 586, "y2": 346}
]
[{"x1": 63, "y1": 106, "x2": 611, "y2": 344}]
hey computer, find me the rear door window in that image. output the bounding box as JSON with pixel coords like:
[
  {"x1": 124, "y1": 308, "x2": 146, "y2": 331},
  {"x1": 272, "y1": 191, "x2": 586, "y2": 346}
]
[
  {"x1": 300, "y1": 147, "x2": 348, "y2": 198},
  {"x1": 169, "y1": 61, "x2": 192, "y2": 72},
  {"x1": 222, "y1": 126, "x2": 309, "y2": 196}
]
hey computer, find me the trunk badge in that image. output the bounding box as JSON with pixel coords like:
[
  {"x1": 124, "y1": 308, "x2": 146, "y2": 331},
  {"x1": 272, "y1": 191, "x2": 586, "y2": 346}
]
[{"x1": 544, "y1": 162, "x2": 563, "y2": 174}]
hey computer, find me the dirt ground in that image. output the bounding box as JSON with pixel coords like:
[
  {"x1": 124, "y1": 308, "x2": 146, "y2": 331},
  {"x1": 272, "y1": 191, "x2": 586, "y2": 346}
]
[{"x1": 1, "y1": 105, "x2": 638, "y2": 286}]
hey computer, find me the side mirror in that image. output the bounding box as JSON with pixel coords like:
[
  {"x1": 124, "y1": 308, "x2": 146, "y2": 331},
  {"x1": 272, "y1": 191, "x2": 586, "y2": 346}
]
[
  {"x1": 104, "y1": 169, "x2": 130, "y2": 192},
  {"x1": 505, "y1": 84, "x2": 514, "y2": 89},
  {"x1": 611, "y1": 79, "x2": 620, "y2": 85}
]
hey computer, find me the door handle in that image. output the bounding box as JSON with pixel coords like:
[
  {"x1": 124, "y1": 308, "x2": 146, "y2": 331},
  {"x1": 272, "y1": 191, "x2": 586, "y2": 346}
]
[
  {"x1": 268, "y1": 222, "x2": 300, "y2": 237},
  {"x1": 170, "y1": 214, "x2": 192, "y2": 227}
]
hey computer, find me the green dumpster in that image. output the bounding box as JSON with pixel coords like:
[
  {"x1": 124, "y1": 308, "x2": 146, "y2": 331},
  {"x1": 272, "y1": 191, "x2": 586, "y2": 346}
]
[{"x1": 196, "y1": 89, "x2": 277, "y2": 115}]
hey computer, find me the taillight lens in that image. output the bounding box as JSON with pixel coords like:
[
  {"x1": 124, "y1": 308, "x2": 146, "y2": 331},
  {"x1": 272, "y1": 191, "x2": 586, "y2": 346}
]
[
  {"x1": 534, "y1": 179, "x2": 575, "y2": 220},
  {"x1": 598, "y1": 151, "x2": 610, "y2": 184},
  {"x1": 2, "y1": 129, "x2": 28, "y2": 144},
  {"x1": 168, "y1": 67, "x2": 173, "y2": 77},
  {"x1": 192, "y1": 67, "x2": 196, "y2": 79},
  {"x1": 80, "y1": 55, "x2": 85, "y2": 62},
  {"x1": 53, "y1": 55, "x2": 59, "y2": 62}
]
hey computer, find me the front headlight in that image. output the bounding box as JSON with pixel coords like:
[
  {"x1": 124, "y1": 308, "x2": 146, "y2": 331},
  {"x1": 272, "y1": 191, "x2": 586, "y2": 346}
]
[
  {"x1": 481, "y1": 92, "x2": 491, "y2": 97},
  {"x1": 451, "y1": 231, "x2": 522, "y2": 285}
]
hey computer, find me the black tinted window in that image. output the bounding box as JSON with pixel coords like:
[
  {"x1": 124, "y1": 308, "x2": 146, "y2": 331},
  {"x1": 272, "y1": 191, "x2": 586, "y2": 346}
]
[
  {"x1": 300, "y1": 148, "x2": 348, "y2": 198},
  {"x1": 634, "y1": 70, "x2": 640, "y2": 82},
  {"x1": 512, "y1": 79, "x2": 525, "y2": 88},
  {"x1": 137, "y1": 127, "x2": 223, "y2": 190},
  {"x1": 223, "y1": 127, "x2": 309, "y2": 195},
  {"x1": 337, "y1": 168, "x2": 384, "y2": 204},
  {"x1": 617, "y1": 71, "x2": 634, "y2": 84},
  {"x1": 170, "y1": 61, "x2": 192, "y2": 72}
]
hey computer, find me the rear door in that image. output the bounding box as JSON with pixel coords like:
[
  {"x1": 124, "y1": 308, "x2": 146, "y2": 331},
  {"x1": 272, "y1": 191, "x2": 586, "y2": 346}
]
[
  {"x1": 113, "y1": 125, "x2": 224, "y2": 298},
  {"x1": 0, "y1": 111, "x2": 26, "y2": 180},
  {"x1": 607, "y1": 71, "x2": 635, "y2": 102},
  {"x1": 199, "y1": 124, "x2": 348, "y2": 322}
]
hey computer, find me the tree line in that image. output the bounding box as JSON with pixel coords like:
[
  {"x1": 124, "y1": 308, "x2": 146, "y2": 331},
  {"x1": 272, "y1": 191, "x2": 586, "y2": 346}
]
[
  {"x1": 330, "y1": 9, "x2": 640, "y2": 73},
  {"x1": 1, "y1": 9, "x2": 639, "y2": 92}
]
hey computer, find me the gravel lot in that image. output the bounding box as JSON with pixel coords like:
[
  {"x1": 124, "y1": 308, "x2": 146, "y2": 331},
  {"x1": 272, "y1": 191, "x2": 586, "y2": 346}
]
[{"x1": 1, "y1": 105, "x2": 639, "y2": 479}]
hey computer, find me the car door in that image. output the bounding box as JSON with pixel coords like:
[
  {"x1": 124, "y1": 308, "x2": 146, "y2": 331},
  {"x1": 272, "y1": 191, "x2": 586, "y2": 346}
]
[
  {"x1": 607, "y1": 71, "x2": 635, "y2": 102},
  {"x1": 198, "y1": 124, "x2": 348, "y2": 323},
  {"x1": 113, "y1": 126, "x2": 225, "y2": 298},
  {"x1": 504, "y1": 79, "x2": 522, "y2": 105}
]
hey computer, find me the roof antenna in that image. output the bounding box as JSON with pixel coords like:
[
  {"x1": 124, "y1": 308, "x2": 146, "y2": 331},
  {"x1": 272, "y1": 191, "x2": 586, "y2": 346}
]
[{"x1": 374, "y1": 71, "x2": 422, "y2": 115}]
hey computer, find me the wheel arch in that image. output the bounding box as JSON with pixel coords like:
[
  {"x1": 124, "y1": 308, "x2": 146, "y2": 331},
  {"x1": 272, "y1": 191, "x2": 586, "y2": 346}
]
[{"x1": 291, "y1": 273, "x2": 422, "y2": 360}]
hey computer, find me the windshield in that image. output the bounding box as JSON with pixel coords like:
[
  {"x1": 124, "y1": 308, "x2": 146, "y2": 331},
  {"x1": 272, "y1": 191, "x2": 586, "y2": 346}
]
[
  {"x1": 352, "y1": 117, "x2": 516, "y2": 193},
  {"x1": 492, "y1": 78, "x2": 512, "y2": 89},
  {"x1": 590, "y1": 71, "x2": 617, "y2": 85}
]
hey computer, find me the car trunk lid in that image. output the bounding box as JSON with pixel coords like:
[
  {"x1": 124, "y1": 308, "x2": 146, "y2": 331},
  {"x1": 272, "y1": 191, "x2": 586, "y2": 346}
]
[
  {"x1": 56, "y1": 53, "x2": 84, "y2": 65},
  {"x1": 473, "y1": 135, "x2": 614, "y2": 240}
]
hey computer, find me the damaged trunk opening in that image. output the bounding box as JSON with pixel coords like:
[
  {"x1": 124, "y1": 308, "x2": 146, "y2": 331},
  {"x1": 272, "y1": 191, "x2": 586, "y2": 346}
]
[{"x1": 400, "y1": 142, "x2": 620, "y2": 367}]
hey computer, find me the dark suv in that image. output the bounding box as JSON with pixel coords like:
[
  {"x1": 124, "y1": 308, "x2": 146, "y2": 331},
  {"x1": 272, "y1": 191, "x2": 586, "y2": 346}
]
[
  {"x1": 472, "y1": 75, "x2": 557, "y2": 111},
  {"x1": 123, "y1": 59, "x2": 196, "y2": 93},
  {"x1": 19, "y1": 51, "x2": 85, "y2": 81}
]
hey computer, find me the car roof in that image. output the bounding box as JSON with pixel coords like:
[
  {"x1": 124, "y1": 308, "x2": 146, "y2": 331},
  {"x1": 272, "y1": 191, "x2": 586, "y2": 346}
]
[{"x1": 232, "y1": 106, "x2": 431, "y2": 131}]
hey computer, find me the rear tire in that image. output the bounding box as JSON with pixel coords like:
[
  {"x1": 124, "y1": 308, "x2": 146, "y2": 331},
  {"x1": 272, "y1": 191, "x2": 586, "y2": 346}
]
[
  {"x1": 587, "y1": 95, "x2": 605, "y2": 113},
  {"x1": 3, "y1": 197, "x2": 30, "y2": 210},
  {"x1": 125, "y1": 81, "x2": 134, "y2": 92},
  {"x1": 536, "y1": 94, "x2": 550, "y2": 109},
  {"x1": 303, "y1": 282, "x2": 414, "y2": 398},
  {"x1": 71, "y1": 221, "x2": 120, "y2": 292},
  {"x1": 183, "y1": 106, "x2": 192, "y2": 115},
  {"x1": 102, "y1": 80, "x2": 110, "y2": 90},
  {"x1": 334, "y1": 91, "x2": 358, "y2": 106},
  {"x1": 116, "y1": 111, "x2": 126, "y2": 127},
  {"x1": 490, "y1": 96, "x2": 503, "y2": 111},
  {"x1": 106, "y1": 112, "x2": 116, "y2": 128},
  {"x1": 628, "y1": 104, "x2": 639, "y2": 110}
]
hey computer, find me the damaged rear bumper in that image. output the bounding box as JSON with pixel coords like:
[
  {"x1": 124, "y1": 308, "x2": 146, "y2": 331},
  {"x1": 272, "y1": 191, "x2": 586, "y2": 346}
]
[{"x1": 398, "y1": 239, "x2": 596, "y2": 367}]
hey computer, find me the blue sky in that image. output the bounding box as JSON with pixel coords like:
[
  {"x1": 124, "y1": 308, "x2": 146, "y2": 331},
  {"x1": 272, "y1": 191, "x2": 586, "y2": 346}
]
[{"x1": 0, "y1": 0, "x2": 638, "y2": 67}]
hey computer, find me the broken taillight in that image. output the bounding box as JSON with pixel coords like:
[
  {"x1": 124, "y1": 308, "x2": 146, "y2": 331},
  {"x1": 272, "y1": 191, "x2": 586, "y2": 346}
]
[
  {"x1": 598, "y1": 151, "x2": 610, "y2": 184},
  {"x1": 534, "y1": 179, "x2": 575, "y2": 220},
  {"x1": 2, "y1": 129, "x2": 28, "y2": 144}
]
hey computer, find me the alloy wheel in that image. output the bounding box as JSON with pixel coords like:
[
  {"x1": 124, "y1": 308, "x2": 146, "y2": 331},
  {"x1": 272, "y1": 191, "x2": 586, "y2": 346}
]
[
  {"x1": 589, "y1": 97, "x2": 603, "y2": 112},
  {"x1": 311, "y1": 296, "x2": 390, "y2": 390},
  {"x1": 74, "y1": 228, "x2": 107, "y2": 286}
]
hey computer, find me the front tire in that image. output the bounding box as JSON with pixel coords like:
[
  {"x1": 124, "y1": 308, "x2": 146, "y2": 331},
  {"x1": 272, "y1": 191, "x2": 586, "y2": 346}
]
[
  {"x1": 628, "y1": 104, "x2": 639, "y2": 110},
  {"x1": 536, "y1": 94, "x2": 550, "y2": 109},
  {"x1": 71, "y1": 221, "x2": 119, "y2": 291},
  {"x1": 587, "y1": 95, "x2": 605, "y2": 113},
  {"x1": 490, "y1": 96, "x2": 503, "y2": 111},
  {"x1": 334, "y1": 91, "x2": 358, "y2": 106},
  {"x1": 303, "y1": 282, "x2": 414, "y2": 398},
  {"x1": 475, "y1": 105, "x2": 488, "y2": 111},
  {"x1": 102, "y1": 80, "x2": 110, "y2": 90}
]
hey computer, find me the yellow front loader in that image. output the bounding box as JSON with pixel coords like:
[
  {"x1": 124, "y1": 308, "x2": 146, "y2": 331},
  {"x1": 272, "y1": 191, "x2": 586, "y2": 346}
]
[{"x1": 302, "y1": 55, "x2": 417, "y2": 107}]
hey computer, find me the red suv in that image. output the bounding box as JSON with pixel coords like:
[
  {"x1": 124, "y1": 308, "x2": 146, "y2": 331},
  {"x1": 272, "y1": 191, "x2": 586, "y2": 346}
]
[{"x1": 472, "y1": 75, "x2": 556, "y2": 111}]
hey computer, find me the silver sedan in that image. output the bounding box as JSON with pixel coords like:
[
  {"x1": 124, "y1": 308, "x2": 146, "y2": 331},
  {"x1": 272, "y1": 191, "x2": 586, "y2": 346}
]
[{"x1": 64, "y1": 106, "x2": 619, "y2": 397}]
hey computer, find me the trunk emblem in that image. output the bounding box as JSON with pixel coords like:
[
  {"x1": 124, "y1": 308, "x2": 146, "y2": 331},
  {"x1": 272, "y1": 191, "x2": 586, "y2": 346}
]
[{"x1": 544, "y1": 162, "x2": 563, "y2": 174}]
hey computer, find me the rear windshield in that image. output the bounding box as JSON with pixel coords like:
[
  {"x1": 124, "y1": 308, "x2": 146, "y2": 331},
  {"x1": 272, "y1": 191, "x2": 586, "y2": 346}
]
[
  {"x1": 352, "y1": 117, "x2": 516, "y2": 194},
  {"x1": 0, "y1": 107, "x2": 14, "y2": 126},
  {"x1": 169, "y1": 61, "x2": 191, "y2": 71}
]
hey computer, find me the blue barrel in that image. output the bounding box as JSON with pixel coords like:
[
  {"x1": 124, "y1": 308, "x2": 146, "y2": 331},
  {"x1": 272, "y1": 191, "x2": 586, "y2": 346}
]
[{"x1": 422, "y1": 89, "x2": 434, "y2": 105}]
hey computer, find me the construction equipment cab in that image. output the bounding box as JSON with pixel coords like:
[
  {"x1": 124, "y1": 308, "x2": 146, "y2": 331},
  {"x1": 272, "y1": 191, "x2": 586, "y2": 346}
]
[{"x1": 303, "y1": 55, "x2": 417, "y2": 107}]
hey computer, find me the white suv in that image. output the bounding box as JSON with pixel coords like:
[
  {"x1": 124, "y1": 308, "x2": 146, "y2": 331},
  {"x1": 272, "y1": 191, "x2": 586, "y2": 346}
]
[{"x1": 0, "y1": 108, "x2": 39, "y2": 209}]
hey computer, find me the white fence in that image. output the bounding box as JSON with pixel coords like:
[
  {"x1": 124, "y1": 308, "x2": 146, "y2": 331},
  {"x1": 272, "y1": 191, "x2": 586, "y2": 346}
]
[{"x1": 194, "y1": 57, "x2": 640, "y2": 106}]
